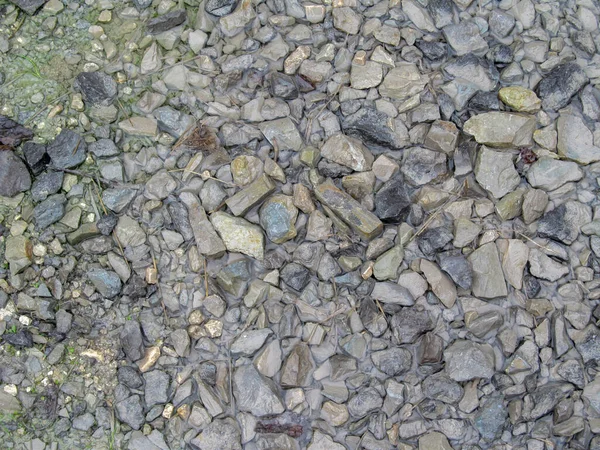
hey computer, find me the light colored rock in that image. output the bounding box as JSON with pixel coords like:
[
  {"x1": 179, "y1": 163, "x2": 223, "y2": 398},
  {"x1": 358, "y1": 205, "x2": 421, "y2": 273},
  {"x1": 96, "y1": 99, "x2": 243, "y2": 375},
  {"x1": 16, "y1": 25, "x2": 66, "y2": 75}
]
[
  {"x1": 526, "y1": 157, "x2": 583, "y2": 191},
  {"x1": 320, "y1": 134, "x2": 374, "y2": 171},
  {"x1": 499, "y1": 86, "x2": 541, "y2": 112},
  {"x1": 258, "y1": 118, "x2": 303, "y2": 151},
  {"x1": 350, "y1": 61, "x2": 383, "y2": 89},
  {"x1": 528, "y1": 249, "x2": 568, "y2": 281},
  {"x1": 474, "y1": 146, "x2": 520, "y2": 198},
  {"x1": 332, "y1": 7, "x2": 361, "y2": 35},
  {"x1": 464, "y1": 112, "x2": 535, "y2": 147},
  {"x1": 210, "y1": 212, "x2": 264, "y2": 260},
  {"x1": 180, "y1": 192, "x2": 226, "y2": 258},
  {"x1": 420, "y1": 259, "x2": 457, "y2": 308},
  {"x1": 379, "y1": 63, "x2": 428, "y2": 101},
  {"x1": 497, "y1": 239, "x2": 529, "y2": 290},
  {"x1": 444, "y1": 340, "x2": 496, "y2": 381},
  {"x1": 233, "y1": 364, "x2": 283, "y2": 416},
  {"x1": 118, "y1": 117, "x2": 158, "y2": 137},
  {"x1": 522, "y1": 189, "x2": 549, "y2": 224},
  {"x1": 468, "y1": 242, "x2": 508, "y2": 299},
  {"x1": 557, "y1": 114, "x2": 600, "y2": 164},
  {"x1": 402, "y1": 0, "x2": 436, "y2": 32}
]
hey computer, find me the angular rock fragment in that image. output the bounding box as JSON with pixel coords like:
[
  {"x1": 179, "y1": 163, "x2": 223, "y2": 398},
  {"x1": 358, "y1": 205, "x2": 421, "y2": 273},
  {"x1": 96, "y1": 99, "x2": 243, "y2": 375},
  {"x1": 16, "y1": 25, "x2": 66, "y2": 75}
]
[
  {"x1": 537, "y1": 63, "x2": 588, "y2": 111},
  {"x1": 233, "y1": 364, "x2": 284, "y2": 416},
  {"x1": 74, "y1": 72, "x2": 117, "y2": 106},
  {"x1": 0, "y1": 151, "x2": 31, "y2": 198},
  {"x1": 226, "y1": 174, "x2": 275, "y2": 217},
  {"x1": 258, "y1": 118, "x2": 303, "y2": 151},
  {"x1": 379, "y1": 63, "x2": 428, "y2": 101},
  {"x1": 180, "y1": 192, "x2": 226, "y2": 258},
  {"x1": 526, "y1": 157, "x2": 583, "y2": 191},
  {"x1": 474, "y1": 146, "x2": 520, "y2": 199},
  {"x1": 537, "y1": 201, "x2": 591, "y2": 245},
  {"x1": 259, "y1": 194, "x2": 298, "y2": 244},
  {"x1": 320, "y1": 134, "x2": 373, "y2": 172},
  {"x1": 47, "y1": 129, "x2": 87, "y2": 169},
  {"x1": 468, "y1": 242, "x2": 507, "y2": 298},
  {"x1": 464, "y1": 112, "x2": 535, "y2": 147},
  {"x1": 211, "y1": 212, "x2": 264, "y2": 260},
  {"x1": 557, "y1": 114, "x2": 600, "y2": 164},
  {"x1": 444, "y1": 340, "x2": 495, "y2": 381}
]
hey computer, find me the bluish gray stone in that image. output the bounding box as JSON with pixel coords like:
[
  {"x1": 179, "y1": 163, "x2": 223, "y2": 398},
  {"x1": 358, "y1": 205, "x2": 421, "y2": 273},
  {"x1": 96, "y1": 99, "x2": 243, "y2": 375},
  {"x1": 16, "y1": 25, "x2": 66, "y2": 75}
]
[
  {"x1": 0, "y1": 151, "x2": 31, "y2": 197},
  {"x1": 153, "y1": 106, "x2": 194, "y2": 138},
  {"x1": 33, "y1": 194, "x2": 66, "y2": 229},
  {"x1": 88, "y1": 268, "x2": 122, "y2": 299},
  {"x1": 47, "y1": 129, "x2": 87, "y2": 169},
  {"x1": 474, "y1": 396, "x2": 507, "y2": 441},
  {"x1": 74, "y1": 72, "x2": 118, "y2": 106},
  {"x1": 120, "y1": 320, "x2": 144, "y2": 361},
  {"x1": 89, "y1": 139, "x2": 119, "y2": 158},
  {"x1": 537, "y1": 63, "x2": 589, "y2": 111},
  {"x1": 116, "y1": 395, "x2": 145, "y2": 430},
  {"x1": 144, "y1": 370, "x2": 170, "y2": 407},
  {"x1": 102, "y1": 188, "x2": 138, "y2": 213},
  {"x1": 31, "y1": 171, "x2": 63, "y2": 202}
]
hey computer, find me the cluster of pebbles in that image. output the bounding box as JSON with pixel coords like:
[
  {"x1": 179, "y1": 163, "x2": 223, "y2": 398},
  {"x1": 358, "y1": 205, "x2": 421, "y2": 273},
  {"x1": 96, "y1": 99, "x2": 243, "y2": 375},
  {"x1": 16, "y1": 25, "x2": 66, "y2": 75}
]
[{"x1": 0, "y1": 0, "x2": 600, "y2": 449}]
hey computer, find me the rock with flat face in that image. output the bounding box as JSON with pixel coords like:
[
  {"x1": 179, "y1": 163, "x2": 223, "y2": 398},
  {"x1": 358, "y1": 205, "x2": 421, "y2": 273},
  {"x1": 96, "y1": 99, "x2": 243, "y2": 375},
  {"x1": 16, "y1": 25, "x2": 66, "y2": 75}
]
[
  {"x1": 74, "y1": 72, "x2": 117, "y2": 106},
  {"x1": 464, "y1": 112, "x2": 535, "y2": 147},
  {"x1": 258, "y1": 118, "x2": 303, "y2": 151},
  {"x1": 537, "y1": 63, "x2": 588, "y2": 111},
  {"x1": 8, "y1": 0, "x2": 47, "y2": 15},
  {"x1": 528, "y1": 249, "x2": 569, "y2": 281},
  {"x1": 468, "y1": 242, "x2": 507, "y2": 298},
  {"x1": 526, "y1": 157, "x2": 583, "y2": 191},
  {"x1": 205, "y1": 0, "x2": 238, "y2": 17},
  {"x1": 320, "y1": 134, "x2": 373, "y2": 172},
  {"x1": 211, "y1": 212, "x2": 264, "y2": 260},
  {"x1": 537, "y1": 201, "x2": 592, "y2": 245},
  {"x1": 557, "y1": 114, "x2": 600, "y2": 164},
  {"x1": 444, "y1": 340, "x2": 495, "y2": 381},
  {"x1": 180, "y1": 192, "x2": 226, "y2": 258},
  {"x1": 374, "y1": 175, "x2": 412, "y2": 223},
  {"x1": 280, "y1": 343, "x2": 314, "y2": 387},
  {"x1": 499, "y1": 86, "x2": 541, "y2": 112},
  {"x1": 88, "y1": 268, "x2": 122, "y2": 299},
  {"x1": 474, "y1": 146, "x2": 520, "y2": 198},
  {"x1": 343, "y1": 107, "x2": 410, "y2": 151},
  {"x1": 379, "y1": 63, "x2": 428, "y2": 101},
  {"x1": 259, "y1": 194, "x2": 298, "y2": 244},
  {"x1": 443, "y1": 21, "x2": 489, "y2": 56},
  {"x1": 47, "y1": 129, "x2": 87, "y2": 169},
  {"x1": 420, "y1": 259, "x2": 457, "y2": 308},
  {"x1": 233, "y1": 364, "x2": 284, "y2": 416},
  {"x1": 0, "y1": 151, "x2": 31, "y2": 197},
  {"x1": 401, "y1": 147, "x2": 448, "y2": 186},
  {"x1": 146, "y1": 9, "x2": 187, "y2": 34}
]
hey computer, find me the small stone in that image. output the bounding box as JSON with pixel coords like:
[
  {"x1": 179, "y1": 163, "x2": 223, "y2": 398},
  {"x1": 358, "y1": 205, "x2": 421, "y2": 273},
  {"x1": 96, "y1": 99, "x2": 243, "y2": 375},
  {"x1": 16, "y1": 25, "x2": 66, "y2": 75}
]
[
  {"x1": 401, "y1": 147, "x2": 447, "y2": 186},
  {"x1": 180, "y1": 192, "x2": 226, "y2": 258},
  {"x1": 371, "y1": 281, "x2": 415, "y2": 307},
  {"x1": 522, "y1": 189, "x2": 549, "y2": 224},
  {"x1": 116, "y1": 395, "x2": 145, "y2": 430},
  {"x1": 47, "y1": 129, "x2": 87, "y2": 169},
  {"x1": 205, "y1": 0, "x2": 238, "y2": 17},
  {"x1": 474, "y1": 396, "x2": 507, "y2": 441},
  {"x1": 468, "y1": 242, "x2": 507, "y2": 299},
  {"x1": 443, "y1": 21, "x2": 488, "y2": 56},
  {"x1": 371, "y1": 347, "x2": 412, "y2": 376},
  {"x1": 118, "y1": 117, "x2": 158, "y2": 137},
  {"x1": 258, "y1": 118, "x2": 303, "y2": 151},
  {"x1": 374, "y1": 175, "x2": 411, "y2": 223},
  {"x1": 372, "y1": 155, "x2": 399, "y2": 182},
  {"x1": 190, "y1": 418, "x2": 242, "y2": 450},
  {"x1": 528, "y1": 249, "x2": 568, "y2": 281},
  {"x1": 74, "y1": 72, "x2": 117, "y2": 106},
  {"x1": 144, "y1": 170, "x2": 177, "y2": 200},
  {"x1": 347, "y1": 387, "x2": 383, "y2": 418},
  {"x1": 226, "y1": 174, "x2": 275, "y2": 217},
  {"x1": 115, "y1": 215, "x2": 146, "y2": 247},
  {"x1": 350, "y1": 61, "x2": 383, "y2": 90},
  {"x1": 88, "y1": 268, "x2": 122, "y2": 299},
  {"x1": 320, "y1": 134, "x2": 374, "y2": 172},
  {"x1": 424, "y1": 120, "x2": 459, "y2": 154},
  {"x1": 499, "y1": 86, "x2": 541, "y2": 113},
  {"x1": 391, "y1": 308, "x2": 433, "y2": 343},
  {"x1": 230, "y1": 329, "x2": 271, "y2": 356},
  {"x1": 420, "y1": 259, "x2": 457, "y2": 308},
  {"x1": 4, "y1": 235, "x2": 32, "y2": 275},
  {"x1": 464, "y1": 112, "x2": 535, "y2": 147},
  {"x1": 144, "y1": 370, "x2": 170, "y2": 407},
  {"x1": 332, "y1": 7, "x2": 362, "y2": 35},
  {"x1": 280, "y1": 343, "x2": 314, "y2": 387},
  {"x1": 147, "y1": 9, "x2": 187, "y2": 34},
  {"x1": 444, "y1": 340, "x2": 495, "y2": 381},
  {"x1": 474, "y1": 146, "x2": 520, "y2": 198},
  {"x1": 379, "y1": 63, "x2": 428, "y2": 101},
  {"x1": 33, "y1": 194, "x2": 66, "y2": 229},
  {"x1": 419, "y1": 432, "x2": 453, "y2": 450},
  {"x1": 211, "y1": 212, "x2": 264, "y2": 260},
  {"x1": 0, "y1": 151, "x2": 31, "y2": 197}
]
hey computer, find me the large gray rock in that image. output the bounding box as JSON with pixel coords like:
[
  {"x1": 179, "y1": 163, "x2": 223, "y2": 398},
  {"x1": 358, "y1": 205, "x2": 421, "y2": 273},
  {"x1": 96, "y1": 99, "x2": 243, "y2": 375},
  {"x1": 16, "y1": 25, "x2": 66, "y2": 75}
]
[
  {"x1": 88, "y1": 268, "x2": 122, "y2": 299},
  {"x1": 464, "y1": 112, "x2": 535, "y2": 147},
  {"x1": 444, "y1": 340, "x2": 495, "y2": 381},
  {"x1": 8, "y1": 0, "x2": 47, "y2": 15},
  {"x1": 0, "y1": 151, "x2": 31, "y2": 197},
  {"x1": 33, "y1": 194, "x2": 66, "y2": 229},
  {"x1": 116, "y1": 395, "x2": 145, "y2": 430},
  {"x1": 537, "y1": 63, "x2": 588, "y2": 111},
  {"x1": 526, "y1": 157, "x2": 583, "y2": 191},
  {"x1": 320, "y1": 134, "x2": 373, "y2": 172},
  {"x1": 233, "y1": 364, "x2": 284, "y2": 416},
  {"x1": 401, "y1": 147, "x2": 447, "y2": 186},
  {"x1": 47, "y1": 129, "x2": 87, "y2": 169},
  {"x1": 443, "y1": 21, "x2": 489, "y2": 56},
  {"x1": 474, "y1": 146, "x2": 520, "y2": 198},
  {"x1": 144, "y1": 370, "x2": 170, "y2": 407},
  {"x1": 468, "y1": 242, "x2": 507, "y2": 298},
  {"x1": 74, "y1": 72, "x2": 118, "y2": 106},
  {"x1": 379, "y1": 63, "x2": 428, "y2": 101},
  {"x1": 190, "y1": 418, "x2": 242, "y2": 450},
  {"x1": 537, "y1": 201, "x2": 592, "y2": 245},
  {"x1": 557, "y1": 114, "x2": 600, "y2": 164}
]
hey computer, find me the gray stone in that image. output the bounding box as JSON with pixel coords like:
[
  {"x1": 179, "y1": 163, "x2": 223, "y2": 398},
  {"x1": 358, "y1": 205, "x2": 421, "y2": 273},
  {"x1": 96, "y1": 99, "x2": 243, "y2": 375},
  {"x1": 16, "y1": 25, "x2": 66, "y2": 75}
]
[
  {"x1": 468, "y1": 242, "x2": 507, "y2": 299},
  {"x1": 74, "y1": 72, "x2": 117, "y2": 106},
  {"x1": 528, "y1": 249, "x2": 568, "y2": 282},
  {"x1": 421, "y1": 258, "x2": 457, "y2": 308},
  {"x1": 526, "y1": 157, "x2": 583, "y2": 191},
  {"x1": 444, "y1": 340, "x2": 495, "y2": 381},
  {"x1": 464, "y1": 112, "x2": 535, "y2": 147},
  {"x1": 226, "y1": 174, "x2": 275, "y2": 217},
  {"x1": 0, "y1": 151, "x2": 31, "y2": 197},
  {"x1": 115, "y1": 215, "x2": 146, "y2": 247},
  {"x1": 33, "y1": 193, "x2": 66, "y2": 229},
  {"x1": 211, "y1": 212, "x2": 264, "y2": 260},
  {"x1": 259, "y1": 194, "x2": 298, "y2": 244},
  {"x1": 443, "y1": 21, "x2": 488, "y2": 56},
  {"x1": 47, "y1": 129, "x2": 87, "y2": 169},
  {"x1": 557, "y1": 114, "x2": 600, "y2": 164},
  {"x1": 89, "y1": 268, "x2": 122, "y2": 298},
  {"x1": 379, "y1": 63, "x2": 428, "y2": 101},
  {"x1": 230, "y1": 329, "x2": 272, "y2": 356},
  {"x1": 180, "y1": 192, "x2": 226, "y2": 258},
  {"x1": 538, "y1": 201, "x2": 591, "y2": 245},
  {"x1": 401, "y1": 147, "x2": 447, "y2": 186},
  {"x1": 190, "y1": 418, "x2": 242, "y2": 450},
  {"x1": 116, "y1": 395, "x2": 145, "y2": 430},
  {"x1": 144, "y1": 370, "x2": 169, "y2": 407},
  {"x1": 72, "y1": 413, "x2": 95, "y2": 431},
  {"x1": 474, "y1": 146, "x2": 520, "y2": 198},
  {"x1": 89, "y1": 139, "x2": 119, "y2": 158},
  {"x1": 233, "y1": 364, "x2": 284, "y2": 416},
  {"x1": 537, "y1": 63, "x2": 589, "y2": 111},
  {"x1": 280, "y1": 343, "x2": 314, "y2": 387},
  {"x1": 147, "y1": 10, "x2": 187, "y2": 34},
  {"x1": 474, "y1": 396, "x2": 507, "y2": 441},
  {"x1": 570, "y1": 325, "x2": 600, "y2": 363},
  {"x1": 342, "y1": 107, "x2": 410, "y2": 151},
  {"x1": 391, "y1": 308, "x2": 433, "y2": 344},
  {"x1": 144, "y1": 170, "x2": 177, "y2": 200},
  {"x1": 320, "y1": 134, "x2": 373, "y2": 172},
  {"x1": 153, "y1": 106, "x2": 194, "y2": 138},
  {"x1": 102, "y1": 188, "x2": 137, "y2": 213},
  {"x1": 205, "y1": 0, "x2": 238, "y2": 17},
  {"x1": 9, "y1": 0, "x2": 47, "y2": 15},
  {"x1": 371, "y1": 281, "x2": 414, "y2": 307},
  {"x1": 348, "y1": 388, "x2": 383, "y2": 418},
  {"x1": 371, "y1": 347, "x2": 412, "y2": 376},
  {"x1": 258, "y1": 118, "x2": 303, "y2": 151},
  {"x1": 423, "y1": 373, "x2": 464, "y2": 403}
]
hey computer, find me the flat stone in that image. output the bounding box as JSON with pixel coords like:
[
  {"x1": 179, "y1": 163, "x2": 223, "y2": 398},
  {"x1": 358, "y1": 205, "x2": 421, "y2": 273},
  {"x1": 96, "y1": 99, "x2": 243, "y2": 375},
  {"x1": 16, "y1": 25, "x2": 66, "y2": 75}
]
[
  {"x1": 443, "y1": 21, "x2": 488, "y2": 56},
  {"x1": 258, "y1": 118, "x2": 303, "y2": 151},
  {"x1": 103, "y1": 188, "x2": 137, "y2": 213},
  {"x1": 47, "y1": 129, "x2": 87, "y2": 169},
  {"x1": 33, "y1": 194, "x2": 66, "y2": 229},
  {"x1": 424, "y1": 120, "x2": 459, "y2": 154},
  {"x1": 379, "y1": 63, "x2": 428, "y2": 101},
  {"x1": 403, "y1": 0, "x2": 436, "y2": 32},
  {"x1": 74, "y1": 72, "x2": 117, "y2": 106},
  {"x1": 371, "y1": 347, "x2": 412, "y2": 376},
  {"x1": 89, "y1": 139, "x2": 119, "y2": 158},
  {"x1": 526, "y1": 157, "x2": 583, "y2": 191},
  {"x1": 211, "y1": 212, "x2": 264, "y2": 260},
  {"x1": 205, "y1": 0, "x2": 238, "y2": 17},
  {"x1": 280, "y1": 343, "x2": 314, "y2": 387},
  {"x1": 371, "y1": 281, "x2": 415, "y2": 307},
  {"x1": 468, "y1": 242, "x2": 507, "y2": 299},
  {"x1": 570, "y1": 325, "x2": 600, "y2": 363},
  {"x1": 153, "y1": 106, "x2": 194, "y2": 138},
  {"x1": 22, "y1": 142, "x2": 49, "y2": 175},
  {"x1": 350, "y1": 61, "x2": 383, "y2": 90},
  {"x1": 88, "y1": 268, "x2": 122, "y2": 299},
  {"x1": 190, "y1": 418, "x2": 242, "y2": 450},
  {"x1": 374, "y1": 175, "x2": 411, "y2": 223},
  {"x1": 474, "y1": 146, "x2": 520, "y2": 198},
  {"x1": 230, "y1": 329, "x2": 272, "y2": 356},
  {"x1": 233, "y1": 364, "x2": 284, "y2": 416},
  {"x1": 259, "y1": 194, "x2": 298, "y2": 244},
  {"x1": 115, "y1": 215, "x2": 146, "y2": 247},
  {"x1": 314, "y1": 181, "x2": 382, "y2": 240},
  {"x1": 118, "y1": 117, "x2": 158, "y2": 137},
  {"x1": 537, "y1": 201, "x2": 592, "y2": 245},
  {"x1": 5, "y1": 235, "x2": 32, "y2": 275},
  {"x1": 401, "y1": 147, "x2": 447, "y2": 186},
  {"x1": 0, "y1": 151, "x2": 31, "y2": 197},
  {"x1": 391, "y1": 308, "x2": 433, "y2": 344},
  {"x1": 116, "y1": 395, "x2": 145, "y2": 430},
  {"x1": 320, "y1": 134, "x2": 374, "y2": 172},
  {"x1": 332, "y1": 7, "x2": 361, "y2": 34},
  {"x1": 179, "y1": 192, "x2": 225, "y2": 258},
  {"x1": 419, "y1": 432, "x2": 453, "y2": 450},
  {"x1": 342, "y1": 107, "x2": 410, "y2": 151},
  {"x1": 347, "y1": 387, "x2": 383, "y2": 418},
  {"x1": 474, "y1": 396, "x2": 507, "y2": 441},
  {"x1": 8, "y1": 0, "x2": 47, "y2": 15},
  {"x1": 226, "y1": 174, "x2": 275, "y2": 217},
  {"x1": 521, "y1": 189, "x2": 548, "y2": 224},
  {"x1": 528, "y1": 249, "x2": 568, "y2": 281},
  {"x1": 537, "y1": 63, "x2": 589, "y2": 111},
  {"x1": 464, "y1": 112, "x2": 535, "y2": 147},
  {"x1": 144, "y1": 370, "x2": 169, "y2": 407},
  {"x1": 147, "y1": 9, "x2": 187, "y2": 34},
  {"x1": 498, "y1": 239, "x2": 529, "y2": 290},
  {"x1": 557, "y1": 114, "x2": 600, "y2": 164},
  {"x1": 499, "y1": 86, "x2": 541, "y2": 112},
  {"x1": 444, "y1": 340, "x2": 495, "y2": 381},
  {"x1": 420, "y1": 259, "x2": 457, "y2": 308}
]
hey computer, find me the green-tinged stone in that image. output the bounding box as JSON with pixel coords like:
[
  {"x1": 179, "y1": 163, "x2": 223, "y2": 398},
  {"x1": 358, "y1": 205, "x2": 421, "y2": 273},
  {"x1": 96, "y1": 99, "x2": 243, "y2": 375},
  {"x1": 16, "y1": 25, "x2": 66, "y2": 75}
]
[
  {"x1": 495, "y1": 190, "x2": 525, "y2": 221},
  {"x1": 300, "y1": 146, "x2": 320, "y2": 167},
  {"x1": 66, "y1": 222, "x2": 100, "y2": 245},
  {"x1": 259, "y1": 194, "x2": 298, "y2": 244},
  {"x1": 498, "y1": 86, "x2": 541, "y2": 113},
  {"x1": 373, "y1": 246, "x2": 404, "y2": 281},
  {"x1": 226, "y1": 174, "x2": 275, "y2": 217},
  {"x1": 338, "y1": 256, "x2": 362, "y2": 272},
  {"x1": 314, "y1": 181, "x2": 383, "y2": 240},
  {"x1": 210, "y1": 211, "x2": 265, "y2": 260},
  {"x1": 180, "y1": 192, "x2": 226, "y2": 258},
  {"x1": 464, "y1": 112, "x2": 535, "y2": 147},
  {"x1": 4, "y1": 235, "x2": 32, "y2": 276}
]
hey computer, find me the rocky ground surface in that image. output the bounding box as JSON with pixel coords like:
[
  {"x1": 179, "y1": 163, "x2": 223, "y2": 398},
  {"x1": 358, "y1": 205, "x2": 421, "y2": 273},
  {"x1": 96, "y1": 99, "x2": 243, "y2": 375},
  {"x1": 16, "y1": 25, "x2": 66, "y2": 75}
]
[{"x1": 0, "y1": 0, "x2": 600, "y2": 449}]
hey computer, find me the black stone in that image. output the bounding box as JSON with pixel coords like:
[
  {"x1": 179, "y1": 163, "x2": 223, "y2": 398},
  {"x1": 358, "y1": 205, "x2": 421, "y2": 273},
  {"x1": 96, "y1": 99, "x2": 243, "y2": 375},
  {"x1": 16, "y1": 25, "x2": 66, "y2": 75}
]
[
  {"x1": 33, "y1": 194, "x2": 66, "y2": 229},
  {"x1": 120, "y1": 321, "x2": 144, "y2": 361},
  {"x1": 343, "y1": 107, "x2": 407, "y2": 151},
  {"x1": 537, "y1": 63, "x2": 589, "y2": 111},
  {"x1": 168, "y1": 201, "x2": 195, "y2": 242},
  {"x1": 416, "y1": 41, "x2": 448, "y2": 61},
  {"x1": 469, "y1": 91, "x2": 501, "y2": 111},
  {"x1": 8, "y1": 0, "x2": 46, "y2": 15},
  {"x1": 122, "y1": 275, "x2": 148, "y2": 299},
  {"x1": 280, "y1": 262, "x2": 311, "y2": 291},
  {"x1": 146, "y1": 10, "x2": 187, "y2": 35},
  {"x1": 269, "y1": 73, "x2": 298, "y2": 100},
  {"x1": 22, "y1": 142, "x2": 49, "y2": 175},
  {"x1": 74, "y1": 72, "x2": 117, "y2": 107},
  {"x1": 47, "y1": 129, "x2": 87, "y2": 169},
  {"x1": 31, "y1": 171, "x2": 63, "y2": 202},
  {"x1": 97, "y1": 213, "x2": 118, "y2": 236},
  {"x1": 374, "y1": 176, "x2": 411, "y2": 223},
  {"x1": 0, "y1": 115, "x2": 33, "y2": 146},
  {"x1": 537, "y1": 204, "x2": 578, "y2": 245},
  {"x1": 4, "y1": 330, "x2": 33, "y2": 347},
  {"x1": 438, "y1": 251, "x2": 472, "y2": 290},
  {"x1": 317, "y1": 159, "x2": 353, "y2": 178},
  {"x1": 205, "y1": 0, "x2": 238, "y2": 17},
  {"x1": 0, "y1": 150, "x2": 31, "y2": 197},
  {"x1": 523, "y1": 273, "x2": 541, "y2": 298},
  {"x1": 391, "y1": 308, "x2": 433, "y2": 344}
]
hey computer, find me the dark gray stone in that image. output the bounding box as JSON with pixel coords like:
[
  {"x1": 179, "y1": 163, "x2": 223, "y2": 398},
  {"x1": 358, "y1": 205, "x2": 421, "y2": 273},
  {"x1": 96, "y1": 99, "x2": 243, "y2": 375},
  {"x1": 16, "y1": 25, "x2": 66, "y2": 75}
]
[
  {"x1": 371, "y1": 347, "x2": 412, "y2": 376},
  {"x1": 97, "y1": 214, "x2": 118, "y2": 236},
  {"x1": 401, "y1": 147, "x2": 448, "y2": 187},
  {"x1": 144, "y1": 370, "x2": 170, "y2": 407},
  {"x1": 133, "y1": 0, "x2": 152, "y2": 8},
  {"x1": 418, "y1": 227, "x2": 453, "y2": 258},
  {"x1": 537, "y1": 202, "x2": 591, "y2": 245},
  {"x1": 89, "y1": 139, "x2": 119, "y2": 158},
  {"x1": 280, "y1": 262, "x2": 311, "y2": 291},
  {"x1": 146, "y1": 10, "x2": 187, "y2": 34},
  {"x1": 0, "y1": 151, "x2": 31, "y2": 197},
  {"x1": 205, "y1": 0, "x2": 238, "y2": 17},
  {"x1": 47, "y1": 129, "x2": 87, "y2": 169},
  {"x1": 489, "y1": 44, "x2": 513, "y2": 64},
  {"x1": 269, "y1": 73, "x2": 298, "y2": 100},
  {"x1": 8, "y1": 0, "x2": 46, "y2": 15},
  {"x1": 416, "y1": 41, "x2": 447, "y2": 61},
  {"x1": 31, "y1": 171, "x2": 63, "y2": 202},
  {"x1": 571, "y1": 325, "x2": 600, "y2": 363},
  {"x1": 438, "y1": 252, "x2": 472, "y2": 290},
  {"x1": 120, "y1": 320, "x2": 144, "y2": 361},
  {"x1": 0, "y1": 114, "x2": 33, "y2": 146},
  {"x1": 374, "y1": 176, "x2": 411, "y2": 223},
  {"x1": 423, "y1": 373, "x2": 463, "y2": 403},
  {"x1": 22, "y1": 142, "x2": 49, "y2": 175},
  {"x1": 167, "y1": 201, "x2": 195, "y2": 242},
  {"x1": 347, "y1": 387, "x2": 383, "y2": 418},
  {"x1": 88, "y1": 268, "x2": 122, "y2": 298},
  {"x1": 3, "y1": 330, "x2": 33, "y2": 347},
  {"x1": 391, "y1": 308, "x2": 433, "y2": 344},
  {"x1": 537, "y1": 63, "x2": 589, "y2": 111},
  {"x1": 102, "y1": 188, "x2": 137, "y2": 213},
  {"x1": 343, "y1": 107, "x2": 407, "y2": 151},
  {"x1": 190, "y1": 418, "x2": 242, "y2": 450},
  {"x1": 118, "y1": 366, "x2": 143, "y2": 389},
  {"x1": 528, "y1": 383, "x2": 573, "y2": 420},
  {"x1": 474, "y1": 396, "x2": 507, "y2": 441},
  {"x1": 116, "y1": 395, "x2": 144, "y2": 430},
  {"x1": 469, "y1": 91, "x2": 501, "y2": 111},
  {"x1": 74, "y1": 72, "x2": 118, "y2": 107},
  {"x1": 153, "y1": 106, "x2": 194, "y2": 138},
  {"x1": 33, "y1": 194, "x2": 66, "y2": 229},
  {"x1": 427, "y1": 0, "x2": 454, "y2": 29}
]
